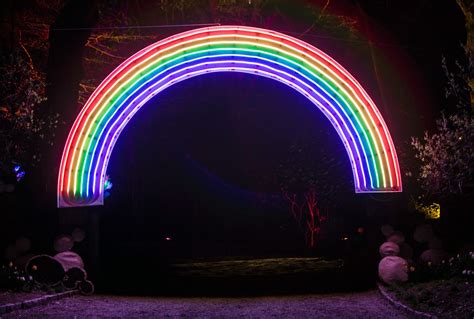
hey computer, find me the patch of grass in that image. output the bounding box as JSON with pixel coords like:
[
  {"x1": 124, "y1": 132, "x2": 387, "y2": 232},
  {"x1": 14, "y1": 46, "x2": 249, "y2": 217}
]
[
  {"x1": 140, "y1": 257, "x2": 350, "y2": 296},
  {"x1": 171, "y1": 257, "x2": 344, "y2": 278}
]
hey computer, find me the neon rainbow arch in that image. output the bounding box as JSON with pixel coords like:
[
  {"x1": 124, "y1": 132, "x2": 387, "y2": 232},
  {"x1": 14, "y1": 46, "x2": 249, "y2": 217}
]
[{"x1": 58, "y1": 25, "x2": 402, "y2": 207}]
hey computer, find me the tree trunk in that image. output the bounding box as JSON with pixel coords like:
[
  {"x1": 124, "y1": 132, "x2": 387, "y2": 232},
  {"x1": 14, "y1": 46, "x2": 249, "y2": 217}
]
[
  {"x1": 283, "y1": 188, "x2": 327, "y2": 250},
  {"x1": 39, "y1": 0, "x2": 98, "y2": 207}
]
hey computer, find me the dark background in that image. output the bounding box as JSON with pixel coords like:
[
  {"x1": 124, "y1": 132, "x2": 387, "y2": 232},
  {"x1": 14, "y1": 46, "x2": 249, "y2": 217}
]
[{"x1": 0, "y1": 0, "x2": 467, "y2": 287}]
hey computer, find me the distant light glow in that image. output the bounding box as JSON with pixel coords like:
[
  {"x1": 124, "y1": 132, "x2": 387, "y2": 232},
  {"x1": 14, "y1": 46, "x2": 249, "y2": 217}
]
[
  {"x1": 103, "y1": 175, "x2": 112, "y2": 198},
  {"x1": 16, "y1": 171, "x2": 26, "y2": 182},
  {"x1": 416, "y1": 202, "x2": 441, "y2": 219},
  {"x1": 13, "y1": 165, "x2": 25, "y2": 182},
  {"x1": 57, "y1": 25, "x2": 402, "y2": 207},
  {"x1": 103, "y1": 175, "x2": 113, "y2": 191}
]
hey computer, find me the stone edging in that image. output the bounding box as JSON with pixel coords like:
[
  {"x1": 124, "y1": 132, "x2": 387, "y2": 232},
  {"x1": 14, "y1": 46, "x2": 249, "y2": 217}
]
[
  {"x1": 377, "y1": 282, "x2": 437, "y2": 319},
  {"x1": 0, "y1": 290, "x2": 78, "y2": 315}
]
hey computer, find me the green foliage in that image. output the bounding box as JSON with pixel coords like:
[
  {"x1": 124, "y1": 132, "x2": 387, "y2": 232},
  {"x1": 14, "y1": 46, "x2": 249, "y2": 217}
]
[
  {"x1": 0, "y1": 262, "x2": 71, "y2": 293},
  {"x1": 410, "y1": 251, "x2": 474, "y2": 283},
  {"x1": 410, "y1": 55, "x2": 474, "y2": 200},
  {"x1": 0, "y1": 263, "x2": 34, "y2": 292},
  {"x1": 388, "y1": 277, "x2": 474, "y2": 318},
  {"x1": 441, "y1": 56, "x2": 471, "y2": 110},
  {"x1": 411, "y1": 111, "x2": 474, "y2": 198},
  {"x1": 0, "y1": 53, "x2": 58, "y2": 184}
]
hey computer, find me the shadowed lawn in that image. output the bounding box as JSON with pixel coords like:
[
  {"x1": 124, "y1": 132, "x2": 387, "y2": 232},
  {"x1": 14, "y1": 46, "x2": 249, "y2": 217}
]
[{"x1": 99, "y1": 256, "x2": 366, "y2": 296}]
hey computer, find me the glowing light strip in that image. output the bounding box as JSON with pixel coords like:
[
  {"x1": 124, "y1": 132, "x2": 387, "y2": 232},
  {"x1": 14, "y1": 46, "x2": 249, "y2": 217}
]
[
  {"x1": 71, "y1": 35, "x2": 372, "y2": 194},
  {"x1": 61, "y1": 28, "x2": 378, "y2": 195},
  {"x1": 58, "y1": 26, "x2": 401, "y2": 207},
  {"x1": 75, "y1": 51, "x2": 374, "y2": 198},
  {"x1": 65, "y1": 31, "x2": 392, "y2": 204},
  {"x1": 78, "y1": 39, "x2": 375, "y2": 195},
  {"x1": 84, "y1": 51, "x2": 370, "y2": 198},
  {"x1": 75, "y1": 36, "x2": 381, "y2": 193}
]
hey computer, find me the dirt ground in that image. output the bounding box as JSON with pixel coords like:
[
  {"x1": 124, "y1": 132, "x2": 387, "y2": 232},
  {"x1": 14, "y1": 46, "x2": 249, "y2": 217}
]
[{"x1": 1, "y1": 290, "x2": 408, "y2": 318}]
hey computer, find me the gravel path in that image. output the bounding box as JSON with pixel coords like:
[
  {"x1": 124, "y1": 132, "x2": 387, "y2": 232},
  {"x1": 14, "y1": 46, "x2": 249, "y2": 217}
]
[
  {"x1": 0, "y1": 290, "x2": 408, "y2": 318},
  {"x1": 0, "y1": 291, "x2": 47, "y2": 305}
]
